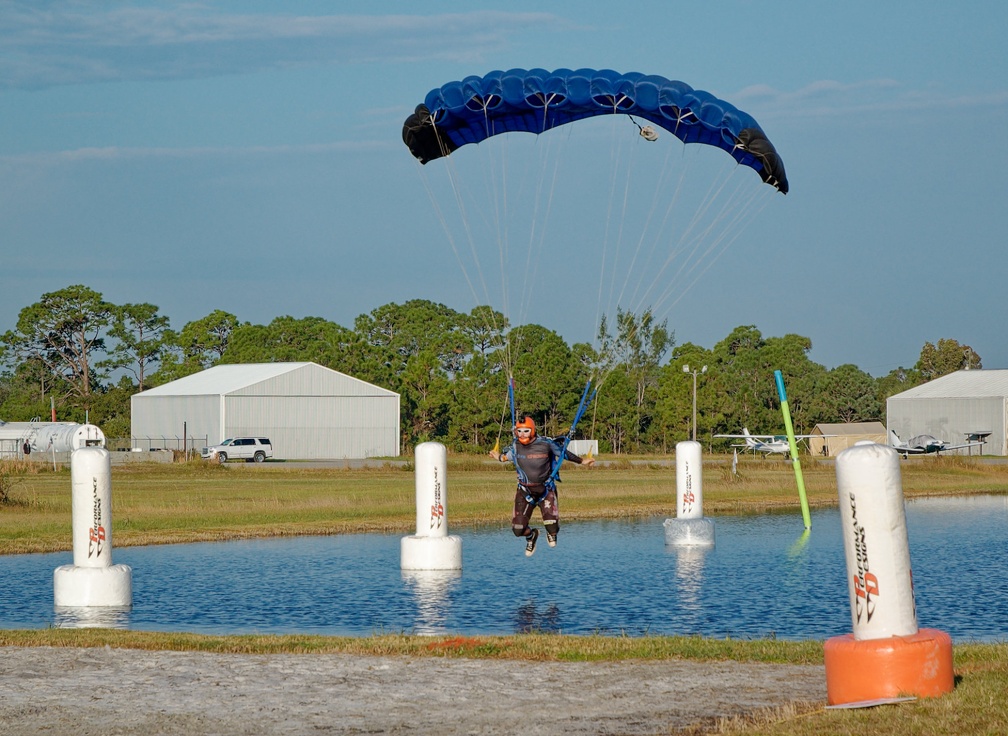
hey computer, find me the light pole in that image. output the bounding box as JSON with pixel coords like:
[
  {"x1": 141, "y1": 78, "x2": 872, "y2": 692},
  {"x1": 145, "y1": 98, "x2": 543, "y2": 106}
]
[{"x1": 683, "y1": 364, "x2": 707, "y2": 442}]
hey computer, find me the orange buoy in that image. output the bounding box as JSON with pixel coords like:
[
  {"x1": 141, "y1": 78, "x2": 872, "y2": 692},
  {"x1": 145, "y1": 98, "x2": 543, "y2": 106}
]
[
  {"x1": 826, "y1": 442, "x2": 955, "y2": 706},
  {"x1": 824, "y1": 628, "x2": 954, "y2": 705}
]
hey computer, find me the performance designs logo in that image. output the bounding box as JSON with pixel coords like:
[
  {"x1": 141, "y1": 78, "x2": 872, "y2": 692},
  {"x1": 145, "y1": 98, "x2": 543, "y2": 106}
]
[
  {"x1": 88, "y1": 477, "x2": 106, "y2": 559},
  {"x1": 680, "y1": 461, "x2": 696, "y2": 516},
  {"x1": 849, "y1": 492, "x2": 878, "y2": 623},
  {"x1": 429, "y1": 466, "x2": 444, "y2": 530}
]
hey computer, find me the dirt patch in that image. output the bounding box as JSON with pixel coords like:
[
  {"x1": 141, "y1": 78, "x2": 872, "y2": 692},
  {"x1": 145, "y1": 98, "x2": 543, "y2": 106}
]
[{"x1": 0, "y1": 646, "x2": 826, "y2": 734}]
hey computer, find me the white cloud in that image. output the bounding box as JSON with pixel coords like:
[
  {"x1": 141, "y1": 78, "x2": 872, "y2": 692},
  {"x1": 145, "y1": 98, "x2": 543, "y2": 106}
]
[
  {"x1": 0, "y1": 140, "x2": 391, "y2": 169},
  {"x1": 0, "y1": 4, "x2": 565, "y2": 89},
  {"x1": 733, "y1": 78, "x2": 1008, "y2": 120}
]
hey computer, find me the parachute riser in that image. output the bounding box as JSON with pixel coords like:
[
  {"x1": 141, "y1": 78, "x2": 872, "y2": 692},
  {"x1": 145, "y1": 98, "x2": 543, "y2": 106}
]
[
  {"x1": 505, "y1": 376, "x2": 519, "y2": 470},
  {"x1": 546, "y1": 378, "x2": 596, "y2": 489}
]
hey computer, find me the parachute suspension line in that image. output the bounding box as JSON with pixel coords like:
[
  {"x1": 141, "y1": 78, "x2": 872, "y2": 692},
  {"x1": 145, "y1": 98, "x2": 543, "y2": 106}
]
[
  {"x1": 416, "y1": 114, "x2": 503, "y2": 309},
  {"x1": 654, "y1": 183, "x2": 770, "y2": 316},
  {"x1": 642, "y1": 167, "x2": 769, "y2": 318},
  {"x1": 617, "y1": 133, "x2": 723, "y2": 321},
  {"x1": 416, "y1": 161, "x2": 492, "y2": 316},
  {"x1": 592, "y1": 117, "x2": 670, "y2": 384},
  {"x1": 622, "y1": 150, "x2": 715, "y2": 315},
  {"x1": 514, "y1": 129, "x2": 561, "y2": 333},
  {"x1": 623, "y1": 128, "x2": 694, "y2": 311},
  {"x1": 477, "y1": 112, "x2": 563, "y2": 384},
  {"x1": 602, "y1": 144, "x2": 757, "y2": 325},
  {"x1": 508, "y1": 375, "x2": 517, "y2": 429},
  {"x1": 588, "y1": 130, "x2": 763, "y2": 392},
  {"x1": 611, "y1": 123, "x2": 685, "y2": 316},
  {"x1": 416, "y1": 124, "x2": 520, "y2": 431},
  {"x1": 487, "y1": 123, "x2": 566, "y2": 415},
  {"x1": 589, "y1": 385, "x2": 600, "y2": 453},
  {"x1": 593, "y1": 116, "x2": 636, "y2": 366},
  {"x1": 493, "y1": 376, "x2": 516, "y2": 454},
  {"x1": 423, "y1": 154, "x2": 523, "y2": 391},
  {"x1": 486, "y1": 117, "x2": 512, "y2": 335},
  {"x1": 426, "y1": 109, "x2": 456, "y2": 162},
  {"x1": 476, "y1": 123, "x2": 552, "y2": 444}
]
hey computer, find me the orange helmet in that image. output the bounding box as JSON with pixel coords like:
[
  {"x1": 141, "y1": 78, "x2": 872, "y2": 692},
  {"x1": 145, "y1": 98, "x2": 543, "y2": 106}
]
[{"x1": 514, "y1": 416, "x2": 537, "y2": 445}]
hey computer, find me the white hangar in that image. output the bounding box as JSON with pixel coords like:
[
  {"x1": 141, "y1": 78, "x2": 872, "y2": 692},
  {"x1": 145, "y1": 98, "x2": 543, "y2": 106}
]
[
  {"x1": 886, "y1": 369, "x2": 1008, "y2": 456},
  {"x1": 131, "y1": 362, "x2": 400, "y2": 460}
]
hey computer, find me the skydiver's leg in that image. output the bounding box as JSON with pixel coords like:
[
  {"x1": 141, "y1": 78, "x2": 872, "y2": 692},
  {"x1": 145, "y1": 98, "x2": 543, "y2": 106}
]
[
  {"x1": 540, "y1": 488, "x2": 559, "y2": 546},
  {"x1": 512, "y1": 487, "x2": 535, "y2": 538}
]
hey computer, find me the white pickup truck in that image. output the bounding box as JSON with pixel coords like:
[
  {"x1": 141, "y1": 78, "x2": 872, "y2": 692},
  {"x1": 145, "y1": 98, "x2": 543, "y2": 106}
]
[{"x1": 201, "y1": 437, "x2": 273, "y2": 463}]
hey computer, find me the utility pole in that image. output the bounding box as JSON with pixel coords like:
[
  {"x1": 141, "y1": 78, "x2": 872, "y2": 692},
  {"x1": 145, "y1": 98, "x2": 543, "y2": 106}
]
[{"x1": 683, "y1": 364, "x2": 707, "y2": 442}]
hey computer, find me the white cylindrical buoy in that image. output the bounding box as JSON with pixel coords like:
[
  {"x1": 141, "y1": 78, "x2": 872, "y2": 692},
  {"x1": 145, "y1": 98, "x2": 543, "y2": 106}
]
[
  {"x1": 824, "y1": 440, "x2": 954, "y2": 706},
  {"x1": 413, "y1": 441, "x2": 449, "y2": 539},
  {"x1": 53, "y1": 446, "x2": 132, "y2": 609},
  {"x1": 401, "y1": 442, "x2": 462, "y2": 570},
  {"x1": 53, "y1": 565, "x2": 133, "y2": 610},
  {"x1": 664, "y1": 441, "x2": 715, "y2": 547},
  {"x1": 70, "y1": 445, "x2": 114, "y2": 567},
  {"x1": 835, "y1": 441, "x2": 916, "y2": 639}
]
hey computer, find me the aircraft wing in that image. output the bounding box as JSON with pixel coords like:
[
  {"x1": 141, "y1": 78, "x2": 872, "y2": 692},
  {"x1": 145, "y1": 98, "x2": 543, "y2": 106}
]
[
  {"x1": 934, "y1": 440, "x2": 985, "y2": 452},
  {"x1": 715, "y1": 433, "x2": 831, "y2": 439}
]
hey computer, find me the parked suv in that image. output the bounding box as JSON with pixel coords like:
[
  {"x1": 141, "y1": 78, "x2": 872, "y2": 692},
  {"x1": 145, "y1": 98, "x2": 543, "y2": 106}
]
[{"x1": 201, "y1": 437, "x2": 273, "y2": 463}]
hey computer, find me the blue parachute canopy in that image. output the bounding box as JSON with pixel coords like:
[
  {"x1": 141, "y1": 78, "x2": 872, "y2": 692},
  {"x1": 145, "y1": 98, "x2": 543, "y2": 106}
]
[{"x1": 403, "y1": 68, "x2": 788, "y2": 194}]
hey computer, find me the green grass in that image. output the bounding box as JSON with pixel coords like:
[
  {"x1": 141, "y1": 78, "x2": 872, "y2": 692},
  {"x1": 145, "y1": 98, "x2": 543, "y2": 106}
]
[
  {"x1": 3, "y1": 453, "x2": 1008, "y2": 554},
  {"x1": 3, "y1": 454, "x2": 1008, "y2": 735},
  {"x1": 0, "y1": 627, "x2": 824, "y2": 662}
]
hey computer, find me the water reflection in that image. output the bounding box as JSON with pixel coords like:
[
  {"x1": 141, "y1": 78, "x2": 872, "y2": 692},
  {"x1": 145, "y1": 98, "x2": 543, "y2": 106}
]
[
  {"x1": 53, "y1": 606, "x2": 131, "y2": 629},
  {"x1": 669, "y1": 546, "x2": 708, "y2": 610},
  {"x1": 788, "y1": 529, "x2": 811, "y2": 558},
  {"x1": 514, "y1": 600, "x2": 562, "y2": 633},
  {"x1": 401, "y1": 569, "x2": 461, "y2": 635}
]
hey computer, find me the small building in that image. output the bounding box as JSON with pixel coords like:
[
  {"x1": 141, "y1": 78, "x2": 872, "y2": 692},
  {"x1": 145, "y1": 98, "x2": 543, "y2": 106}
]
[
  {"x1": 808, "y1": 421, "x2": 887, "y2": 457},
  {"x1": 131, "y1": 362, "x2": 400, "y2": 460},
  {"x1": 886, "y1": 369, "x2": 1008, "y2": 456}
]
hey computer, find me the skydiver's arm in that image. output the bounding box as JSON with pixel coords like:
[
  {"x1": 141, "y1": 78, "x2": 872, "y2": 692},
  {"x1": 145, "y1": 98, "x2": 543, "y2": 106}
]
[
  {"x1": 563, "y1": 449, "x2": 595, "y2": 466},
  {"x1": 490, "y1": 445, "x2": 513, "y2": 462}
]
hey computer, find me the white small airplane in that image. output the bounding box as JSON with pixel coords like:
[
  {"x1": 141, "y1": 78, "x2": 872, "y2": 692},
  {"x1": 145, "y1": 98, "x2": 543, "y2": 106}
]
[
  {"x1": 714, "y1": 428, "x2": 822, "y2": 459},
  {"x1": 888, "y1": 430, "x2": 985, "y2": 457}
]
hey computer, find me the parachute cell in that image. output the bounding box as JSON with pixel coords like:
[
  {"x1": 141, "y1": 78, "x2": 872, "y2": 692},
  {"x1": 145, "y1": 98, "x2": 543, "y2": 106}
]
[{"x1": 402, "y1": 68, "x2": 788, "y2": 194}]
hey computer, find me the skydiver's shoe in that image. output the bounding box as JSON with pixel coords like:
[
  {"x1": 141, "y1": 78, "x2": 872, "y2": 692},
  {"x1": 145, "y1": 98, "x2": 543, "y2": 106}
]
[
  {"x1": 524, "y1": 529, "x2": 539, "y2": 557},
  {"x1": 546, "y1": 532, "x2": 557, "y2": 548}
]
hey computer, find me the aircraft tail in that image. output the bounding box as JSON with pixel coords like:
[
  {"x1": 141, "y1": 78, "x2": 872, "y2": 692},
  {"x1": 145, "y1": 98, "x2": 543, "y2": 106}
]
[
  {"x1": 742, "y1": 427, "x2": 757, "y2": 448},
  {"x1": 888, "y1": 429, "x2": 902, "y2": 447}
]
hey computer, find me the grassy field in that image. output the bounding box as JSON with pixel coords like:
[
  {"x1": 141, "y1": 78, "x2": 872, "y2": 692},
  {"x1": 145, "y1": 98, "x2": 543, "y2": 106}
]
[
  {"x1": 2, "y1": 453, "x2": 1007, "y2": 734},
  {"x1": 4, "y1": 453, "x2": 1008, "y2": 555}
]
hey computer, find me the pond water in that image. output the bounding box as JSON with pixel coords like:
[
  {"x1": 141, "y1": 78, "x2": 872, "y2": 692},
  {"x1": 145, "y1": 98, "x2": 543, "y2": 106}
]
[{"x1": 2, "y1": 496, "x2": 1006, "y2": 641}]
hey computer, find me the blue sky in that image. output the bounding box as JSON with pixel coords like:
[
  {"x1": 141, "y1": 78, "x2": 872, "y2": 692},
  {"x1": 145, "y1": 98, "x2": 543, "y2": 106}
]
[{"x1": 1, "y1": 1, "x2": 1006, "y2": 377}]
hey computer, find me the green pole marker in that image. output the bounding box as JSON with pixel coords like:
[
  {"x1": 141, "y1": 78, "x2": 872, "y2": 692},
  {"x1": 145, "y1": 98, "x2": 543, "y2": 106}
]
[{"x1": 774, "y1": 369, "x2": 811, "y2": 529}]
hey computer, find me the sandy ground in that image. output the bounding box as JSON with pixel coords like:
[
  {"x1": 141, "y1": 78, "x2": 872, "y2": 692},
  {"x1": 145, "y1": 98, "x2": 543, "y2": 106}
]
[{"x1": 0, "y1": 646, "x2": 826, "y2": 735}]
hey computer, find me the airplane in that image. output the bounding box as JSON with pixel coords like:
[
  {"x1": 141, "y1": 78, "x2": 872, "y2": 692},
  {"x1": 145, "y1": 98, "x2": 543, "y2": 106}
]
[
  {"x1": 888, "y1": 430, "x2": 985, "y2": 457},
  {"x1": 714, "y1": 428, "x2": 825, "y2": 459}
]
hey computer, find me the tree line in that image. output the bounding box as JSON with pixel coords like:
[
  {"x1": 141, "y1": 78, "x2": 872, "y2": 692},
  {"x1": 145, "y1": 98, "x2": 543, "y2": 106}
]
[{"x1": 0, "y1": 284, "x2": 984, "y2": 453}]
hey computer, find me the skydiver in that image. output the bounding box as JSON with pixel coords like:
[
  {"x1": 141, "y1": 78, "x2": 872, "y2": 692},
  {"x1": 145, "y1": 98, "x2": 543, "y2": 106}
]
[{"x1": 489, "y1": 415, "x2": 595, "y2": 557}]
